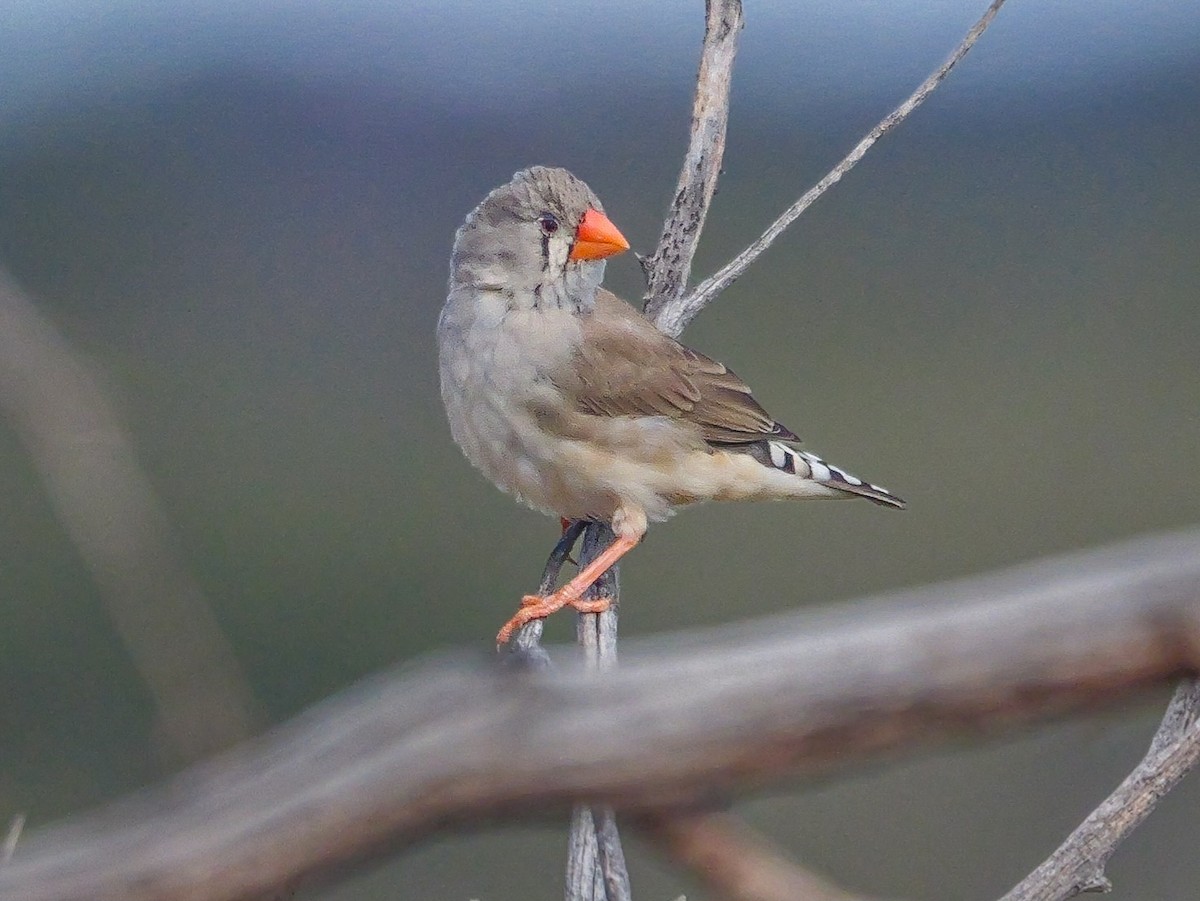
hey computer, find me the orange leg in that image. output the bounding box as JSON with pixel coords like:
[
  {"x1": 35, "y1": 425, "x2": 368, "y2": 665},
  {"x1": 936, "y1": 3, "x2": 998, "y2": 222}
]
[{"x1": 496, "y1": 533, "x2": 640, "y2": 646}]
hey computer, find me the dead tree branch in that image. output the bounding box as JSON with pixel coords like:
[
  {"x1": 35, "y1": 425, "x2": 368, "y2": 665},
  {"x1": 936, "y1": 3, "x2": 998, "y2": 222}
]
[
  {"x1": 663, "y1": 0, "x2": 1008, "y2": 334},
  {"x1": 2, "y1": 528, "x2": 1199, "y2": 901},
  {"x1": 641, "y1": 0, "x2": 744, "y2": 326},
  {"x1": 566, "y1": 522, "x2": 630, "y2": 901},
  {"x1": 1000, "y1": 678, "x2": 1200, "y2": 901}
]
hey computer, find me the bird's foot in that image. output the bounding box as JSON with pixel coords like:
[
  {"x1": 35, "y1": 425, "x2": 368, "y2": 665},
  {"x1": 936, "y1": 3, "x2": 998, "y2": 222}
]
[{"x1": 495, "y1": 590, "x2": 612, "y2": 647}]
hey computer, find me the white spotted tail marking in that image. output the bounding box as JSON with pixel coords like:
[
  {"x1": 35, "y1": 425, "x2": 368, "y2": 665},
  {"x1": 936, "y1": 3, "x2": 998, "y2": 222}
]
[{"x1": 766, "y1": 441, "x2": 905, "y2": 509}]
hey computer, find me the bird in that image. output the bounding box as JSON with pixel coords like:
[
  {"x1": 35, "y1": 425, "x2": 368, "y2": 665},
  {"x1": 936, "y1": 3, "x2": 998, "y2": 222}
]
[{"x1": 438, "y1": 166, "x2": 904, "y2": 645}]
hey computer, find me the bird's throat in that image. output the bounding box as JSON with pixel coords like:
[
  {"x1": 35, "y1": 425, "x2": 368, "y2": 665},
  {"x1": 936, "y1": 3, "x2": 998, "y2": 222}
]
[{"x1": 538, "y1": 260, "x2": 604, "y2": 314}]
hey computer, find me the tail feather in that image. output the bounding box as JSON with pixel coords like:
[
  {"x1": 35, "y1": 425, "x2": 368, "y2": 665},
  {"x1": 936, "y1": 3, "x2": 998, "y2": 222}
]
[{"x1": 766, "y1": 441, "x2": 905, "y2": 509}]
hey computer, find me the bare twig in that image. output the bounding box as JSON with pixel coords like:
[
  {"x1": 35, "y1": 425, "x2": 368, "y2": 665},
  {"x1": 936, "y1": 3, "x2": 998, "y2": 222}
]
[
  {"x1": 0, "y1": 270, "x2": 260, "y2": 763},
  {"x1": 506, "y1": 520, "x2": 630, "y2": 898},
  {"x1": 567, "y1": 522, "x2": 631, "y2": 901},
  {"x1": 2, "y1": 528, "x2": 1199, "y2": 901},
  {"x1": 999, "y1": 678, "x2": 1200, "y2": 901},
  {"x1": 567, "y1": 806, "x2": 609, "y2": 901},
  {"x1": 640, "y1": 811, "x2": 887, "y2": 901},
  {"x1": 594, "y1": 807, "x2": 632, "y2": 901},
  {"x1": 662, "y1": 0, "x2": 1009, "y2": 334},
  {"x1": 641, "y1": 0, "x2": 744, "y2": 327},
  {"x1": 568, "y1": 805, "x2": 632, "y2": 901},
  {"x1": 577, "y1": 522, "x2": 622, "y2": 674},
  {"x1": 508, "y1": 521, "x2": 587, "y2": 669}
]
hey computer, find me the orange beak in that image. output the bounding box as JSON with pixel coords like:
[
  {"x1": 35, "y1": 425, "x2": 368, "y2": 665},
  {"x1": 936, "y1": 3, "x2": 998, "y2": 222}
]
[{"x1": 570, "y1": 208, "x2": 631, "y2": 261}]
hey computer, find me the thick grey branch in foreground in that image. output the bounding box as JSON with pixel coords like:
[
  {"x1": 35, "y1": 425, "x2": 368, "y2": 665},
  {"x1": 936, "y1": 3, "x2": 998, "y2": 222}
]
[{"x1": 3, "y1": 528, "x2": 1200, "y2": 901}]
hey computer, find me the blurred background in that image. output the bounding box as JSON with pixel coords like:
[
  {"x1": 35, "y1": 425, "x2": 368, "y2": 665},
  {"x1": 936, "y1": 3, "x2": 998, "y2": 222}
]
[{"x1": 1, "y1": 0, "x2": 1199, "y2": 898}]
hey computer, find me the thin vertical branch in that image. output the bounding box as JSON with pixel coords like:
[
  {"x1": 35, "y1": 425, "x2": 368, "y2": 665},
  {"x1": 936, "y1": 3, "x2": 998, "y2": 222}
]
[
  {"x1": 564, "y1": 11, "x2": 746, "y2": 900},
  {"x1": 564, "y1": 7, "x2": 745, "y2": 896},
  {"x1": 574, "y1": 5, "x2": 743, "y2": 888},
  {"x1": 567, "y1": 523, "x2": 631, "y2": 901},
  {"x1": 567, "y1": 807, "x2": 609, "y2": 901},
  {"x1": 594, "y1": 809, "x2": 632, "y2": 901},
  {"x1": 641, "y1": 0, "x2": 744, "y2": 327},
  {"x1": 577, "y1": 523, "x2": 621, "y2": 675}
]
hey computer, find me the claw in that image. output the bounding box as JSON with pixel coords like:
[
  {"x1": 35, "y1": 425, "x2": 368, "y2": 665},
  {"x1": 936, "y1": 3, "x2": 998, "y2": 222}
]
[
  {"x1": 496, "y1": 532, "x2": 638, "y2": 647},
  {"x1": 495, "y1": 591, "x2": 612, "y2": 646}
]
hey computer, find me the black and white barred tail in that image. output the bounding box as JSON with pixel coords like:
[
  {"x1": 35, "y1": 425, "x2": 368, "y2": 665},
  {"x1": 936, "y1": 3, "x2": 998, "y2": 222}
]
[{"x1": 765, "y1": 440, "x2": 905, "y2": 509}]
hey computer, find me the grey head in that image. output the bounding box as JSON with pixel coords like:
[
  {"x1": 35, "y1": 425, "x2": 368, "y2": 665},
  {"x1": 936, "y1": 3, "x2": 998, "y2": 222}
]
[{"x1": 448, "y1": 167, "x2": 624, "y2": 313}]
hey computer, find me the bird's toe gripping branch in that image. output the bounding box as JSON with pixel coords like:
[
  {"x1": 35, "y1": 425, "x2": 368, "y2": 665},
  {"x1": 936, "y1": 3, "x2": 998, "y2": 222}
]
[
  {"x1": 495, "y1": 533, "x2": 640, "y2": 646},
  {"x1": 494, "y1": 592, "x2": 611, "y2": 647}
]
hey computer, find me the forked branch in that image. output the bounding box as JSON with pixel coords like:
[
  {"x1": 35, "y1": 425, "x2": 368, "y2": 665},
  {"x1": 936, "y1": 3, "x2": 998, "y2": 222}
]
[{"x1": 652, "y1": 0, "x2": 1009, "y2": 337}]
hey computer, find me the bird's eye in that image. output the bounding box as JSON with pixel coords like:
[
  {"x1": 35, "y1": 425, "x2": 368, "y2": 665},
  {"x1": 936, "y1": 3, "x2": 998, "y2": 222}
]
[{"x1": 537, "y1": 213, "x2": 560, "y2": 235}]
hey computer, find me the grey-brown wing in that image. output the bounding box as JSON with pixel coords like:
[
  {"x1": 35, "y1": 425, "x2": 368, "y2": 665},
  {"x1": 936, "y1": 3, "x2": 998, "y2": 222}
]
[{"x1": 560, "y1": 290, "x2": 799, "y2": 446}]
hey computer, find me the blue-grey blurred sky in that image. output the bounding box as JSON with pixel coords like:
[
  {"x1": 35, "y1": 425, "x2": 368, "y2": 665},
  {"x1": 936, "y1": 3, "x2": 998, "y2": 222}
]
[{"x1": 4, "y1": 0, "x2": 1200, "y2": 129}]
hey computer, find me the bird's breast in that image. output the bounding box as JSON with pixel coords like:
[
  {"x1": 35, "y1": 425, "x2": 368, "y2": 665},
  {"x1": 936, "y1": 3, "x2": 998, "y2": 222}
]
[{"x1": 438, "y1": 293, "x2": 586, "y2": 512}]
